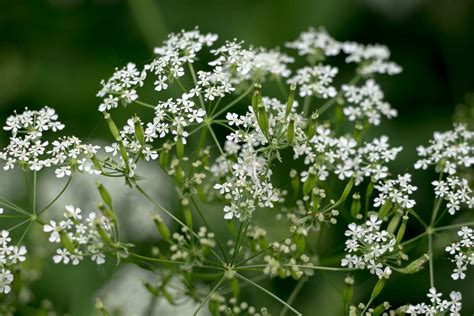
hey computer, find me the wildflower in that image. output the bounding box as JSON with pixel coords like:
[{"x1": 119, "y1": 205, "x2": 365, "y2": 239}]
[
  {"x1": 432, "y1": 176, "x2": 473, "y2": 215},
  {"x1": 445, "y1": 226, "x2": 473, "y2": 280},
  {"x1": 342, "y1": 79, "x2": 397, "y2": 125},
  {"x1": 373, "y1": 174, "x2": 417, "y2": 209},
  {"x1": 414, "y1": 124, "x2": 474, "y2": 175},
  {"x1": 0, "y1": 230, "x2": 28, "y2": 294},
  {"x1": 0, "y1": 107, "x2": 101, "y2": 177},
  {"x1": 406, "y1": 287, "x2": 462, "y2": 315},
  {"x1": 44, "y1": 206, "x2": 112, "y2": 265},
  {"x1": 341, "y1": 215, "x2": 401, "y2": 278}
]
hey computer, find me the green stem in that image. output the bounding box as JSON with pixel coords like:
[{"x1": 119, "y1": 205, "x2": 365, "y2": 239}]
[
  {"x1": 236, "y1": 272, "x2": 302, "y2": 316},
  {"x1": 193, "y1": 274, "x2": 225, "y2": 316},
  {"x1": 434, "y1": 221, "x2": 474, "y2": 232},
  {"x1": 190, "y1": 196, "x2": 228, "y2": 262},
  {"x1": 135, "y1": 185, "x2": 226, "y2": 265},
  {"x1": 32, "y1": 171, "x2": 37, "y2": 215},
  {"x1": 38, "y1": 176, "x2": 73, "y2": 215},
  {"x1": 279, "y1": 277, "x2": 306, "y2": 316},
  {"x1": 134, "y1": 100, "x2": 155, "y2": 109},
  {"x1": 319, "y1": 75, "x2": 361, "y2": 115},
  {"x1": 211, "y1": 84, "x2": 254, "y2": 118}
]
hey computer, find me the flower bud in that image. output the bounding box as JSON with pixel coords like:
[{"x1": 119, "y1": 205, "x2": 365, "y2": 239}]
[
  {"x1": 303, "y1": 167, "x2": 317, "y2": 196},
  {"x1": 306, "y1": 112, "x2": 319, "y2": 138},
  {"x1": 372, "y1": 302, "x2": 389, "y2": 316},
  {"x1": 290, "y1": 169, "x2": 300, "y2": 197},
  {"x1": 59, "y1": 230, "x2": 76, "y2": 254},
  {"x1": 257, "y1": 103, "x2": 269, "y2": 135},
  {"x1": 183, "y1": 204, "x2": 193, "y2": 229},
  {"x1": 230, "y1": 277, "x2": 240, "y2": 300},
  {"x1": 340, "y1": 178, "x2": 354, "y2": 203},
  {"x1": 343, "y1": 276, "x2": 354, "y2": 311},
  {"x1": 378, "y1": 200, "x2": 392, "y2": 218},
  {"x1": 96, "y1": 222, "x2": 112, "y2": 246},
  {"x1": 251, "y1": 82, "x2": 262, "y2": 116},
  {"x1": 396, "y1": 254, "x2": 429, "y2": 274},
  {"x1": 395, "y1": 214, "x2": 409, "y2": 245},
  {"x1": 98, "y1": 203, "x2": 117, "y2": 224},
  {"x1": 176, "y1": 133, "x2": 184, "y2": 160},
  {"x1": 387, "y1": 212, "x2": 401, "y2": 234},
  {"x1": 144, "y1": 282, "x2": 159, "y2": 296},
  {"x1": 104, "y1": 113, "x2": 121, "y2": 141},
  {"x1": 96, "y1": 181, "x2": 113, "y2": 209},
  {"x1": 133, "y1": 116, "x2": 145, "y2": 146},
  {"x1": 370, "y1": 277, "x2": 386, "y2": 300},
  {"x1": 287, "y1": 117, "x2": 295, "y2": 144},
  {"x1": 159, "y1": 146, "x2": 170, "y2": 169},
  {"x1": 285, "y1": 82, "x2": 296, "y2": 118},
  {"x1": 350, "y1": 193, "x2": 361, "y2": 218},
  {"x1": 90, "y1": 154, "x2": 103, "y2": 173},
  {"x1": 153, "y1": 214, "x2": 171, "y2": 242},
  {"x1": 294, "y1": 234, "x2": 306, "y2": 255}
]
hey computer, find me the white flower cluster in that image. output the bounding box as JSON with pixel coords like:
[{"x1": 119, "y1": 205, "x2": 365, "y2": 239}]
[
  {"x1": 406, "y1": 287, "x2": 462, "y2": 315},
  {"x1": 445, "y1": 226, "x2": 473, "y2": 280},
  {"x1": 285, "y1": 27, "x2": 402, "y2": 76},
  {"x1": 169, "y1": 227, "x2": 216, "y2": 262},
  {"x1": 213, "y1": 96, "x2": 300, "y2": 220},
  {"x1": 0, "y1": 230, "x2": 27, "y2": 294},
  {"x1": 342, "y1": 79, "x2": 397, "y2": 125},
  {"x1": 98, "y1": 28, "x2": 217, "y2": 112},
  {"x1": 213, "y1": 152, "x2": 280, "y2": 221},
  {"x1": 341, "y1": 215, "x2": 397, "y2": 279},
  {"x1": 97, "y1": 63, "x2": 146, "y2": 112},
  {"x1": 373, "y1": 174, "x2": 417, "y2": 209},
  {"x1": 285, "y1": 27, "x2": 341, "y2": 57},
  {"x1": 415, "y1": 124, "x2": 474, "y2": 175},
  {"x1": 43, "y1": 205, "x2": 112, "y2": 265},
  {"x1": 0, "y1": 107, "x2": 100, "y2": 177},
  {"x1": 432, "y1": 176, "x2": 473, "y2": 215},
  {"x1": 295, "y1": 129, "x2": 402, "y2": 185},
  {"x1": 263, "y1": 235, "x2": 313, "y2": 280},
  {"x1": 210, "y1": 40, "x2": 293, "y2": 84},
  {"x1": 289, "y1": 65, "x2": 338, "y2": 98}
]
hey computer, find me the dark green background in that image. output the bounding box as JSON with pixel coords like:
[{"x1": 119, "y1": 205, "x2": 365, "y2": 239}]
[{"x1": 1, "y1": 0, "x2": 473, "y2": 314}]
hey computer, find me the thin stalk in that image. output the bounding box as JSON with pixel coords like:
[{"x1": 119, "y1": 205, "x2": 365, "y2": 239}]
[
  {"x1": 16, "y1": 220, "x2": 33, "y2": 246},
  {"x1": 280, "y1": 277, "x2": 306, "y2": 316},
  {"x1": 434, "y1": 221, "x2": 474, "y2": 232},
  {"x1": 318, "y1": 75, "x2": 361, "y2": 115},
  {"x1": 238, "y1": 264, "x2": 355, "y2": 272},
  {"x1": 32, "y1": 171, "x2": 37, "y2": 214},
  {"x1": 409, "y1": 209, "x2": 428, "y2": 228},
  {"x1": 190, "y1": 196, "x2": 228, "y2": 262},
  {"x1": 187, "y1": 62, "x2": 206, "y2": 110},
  {"x1": 401, "y1": 232, "x2": 427, "y2": 246},
  {"x1": 361, "y1": 296, "x2": 375, "y2": 315},
  {"x1": 211, "y1": 85, "x2": 254, "y2": 118},
  {"x1": 193, "y1": 274, "x2": 225, "y2": 316},
  {"x1": 236, "y1": 272, "x2": 302, "y2": 316},
  {"x1": 38, "y1": 176, "x2": 72, "y2": 215},
  {"x1": 134, "y1": 100, "x2": 155, "y2": 109},
  {"x1": 428, "y1": 233, "x2": 434, "y2": 288},
  {"x1": 8, "y1": 218, "x2": 32, "y2": 232},
  {"x1": 135, "y1": 185, "x2": 226, "y2": 265}
]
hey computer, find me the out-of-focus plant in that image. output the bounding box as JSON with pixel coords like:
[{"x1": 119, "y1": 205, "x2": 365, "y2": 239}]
[{"x1": 0, "y1": 27, "x2": 472, "y2": 315}]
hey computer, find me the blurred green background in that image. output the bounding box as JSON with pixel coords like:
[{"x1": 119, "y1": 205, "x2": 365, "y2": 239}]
[{"x1": 1, "y1": 0, "x2": 474, "y2": 315}]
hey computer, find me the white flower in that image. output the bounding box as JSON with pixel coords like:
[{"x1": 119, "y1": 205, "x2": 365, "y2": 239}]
[
  {"x1": 414, "y1": 124, "x2": 474, "y2": 174},
  {"x1": 445, "y1": 226, "x2": 473, "y2": 281},
  {"x1": 0, "y1": 268, "x2": 14, "y2": 294}
]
